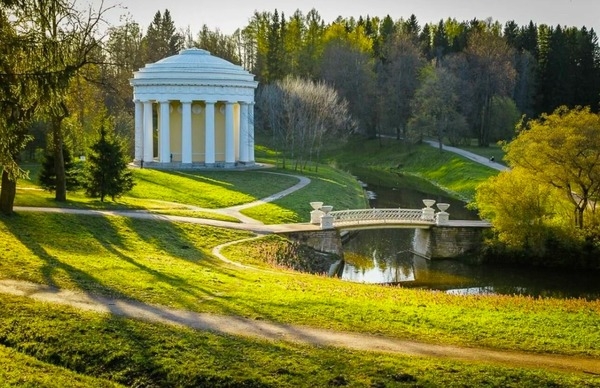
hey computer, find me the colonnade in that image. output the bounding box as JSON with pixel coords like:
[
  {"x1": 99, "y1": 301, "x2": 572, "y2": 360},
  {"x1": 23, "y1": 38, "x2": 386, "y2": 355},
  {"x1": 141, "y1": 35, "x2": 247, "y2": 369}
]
[{"x1": 133, "y1": 99, "x2": 255, "y2": 166}]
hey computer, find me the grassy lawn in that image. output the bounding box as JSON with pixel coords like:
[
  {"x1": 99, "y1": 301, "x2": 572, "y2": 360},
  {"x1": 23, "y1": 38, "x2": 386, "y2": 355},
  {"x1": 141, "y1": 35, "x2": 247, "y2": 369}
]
[
  {"x1": 456, "y1": 143, "x2": 507, "y2": 165},
  {"x1": 2, "y1": 144, "x2": 598, "y2": 386},
  {"x1": 1, "y1": 295, "x2": 596, "y2": 388},
  {"x1": 0, "y1": 342, "x2": 122, "y2": 387},
  {"x1": 15, "y1": 167, "x2": 319, "y2": 223},
  {"x1": 328, "y1": 137, "x2": 499, "y2": 201},
  {"x1": 241, "y1": 165, "x2": 367, "y2": 223},
  {"x1": 1, "y1": 212, "x2": 598, "y2": 360},
  {"x1": 16, "y1": 167, "x2": 299, "y2": 209}
]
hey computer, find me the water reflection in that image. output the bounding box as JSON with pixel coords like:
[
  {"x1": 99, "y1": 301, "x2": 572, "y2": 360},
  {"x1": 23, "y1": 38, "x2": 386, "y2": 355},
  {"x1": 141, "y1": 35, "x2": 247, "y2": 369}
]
[{"x1": 340, "y1": 229, "x2": 600, "y2": 300}]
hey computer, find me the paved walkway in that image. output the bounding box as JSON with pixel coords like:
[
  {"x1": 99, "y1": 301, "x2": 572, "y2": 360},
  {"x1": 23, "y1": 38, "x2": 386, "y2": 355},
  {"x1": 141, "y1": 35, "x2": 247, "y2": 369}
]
[
  {"x1": 14, "y1": 171, "x2": 319, "y2": 234},
  {"x1": 1, "y1": 279, "x2": 598, "y2": 376},
  {"x1": 424, "y1": 140, "x2": 509, "y2": 171},
  {"x1": 147, "y1": 171, "x2": 312, "y2": 225}
]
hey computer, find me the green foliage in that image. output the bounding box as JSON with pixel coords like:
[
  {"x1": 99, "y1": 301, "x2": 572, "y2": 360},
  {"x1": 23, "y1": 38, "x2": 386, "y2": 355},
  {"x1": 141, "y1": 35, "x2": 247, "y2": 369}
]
[
  {"x1": 409, "y1": 65, "x2": 468, "y2": 145},
  {"x1": 488, "y1": 96, "x2": 521, "y2": 142},
  {"x1": 474, "y1": 167, "x2": 567, "y2": 255},
  {"x1": 83, "y1": 127, "x2": 134, "y2": 202},
  {"x1": 473, "y1": 106, "x2": 600, "y2": 263},
  {"x1": 507, "y1": 106, "x2": 600, "y2": 229},
  {"x1": 142, "y1": 9, "x2": 184, "y2": 64},
  {"x1": 38, "y1": 147, "x2": 82, "y2": 192}
]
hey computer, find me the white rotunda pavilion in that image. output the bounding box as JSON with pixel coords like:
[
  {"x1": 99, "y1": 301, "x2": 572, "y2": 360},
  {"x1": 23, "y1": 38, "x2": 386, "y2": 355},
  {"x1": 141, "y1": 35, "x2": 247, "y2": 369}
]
[{"x1": 130, "y1": 48, "x2": 258, "y2": 168}]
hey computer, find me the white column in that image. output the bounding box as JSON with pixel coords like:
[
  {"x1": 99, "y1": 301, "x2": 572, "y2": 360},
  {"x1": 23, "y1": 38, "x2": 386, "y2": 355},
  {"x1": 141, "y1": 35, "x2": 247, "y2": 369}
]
[
  {"x1": 204, "y1": 101, "x2": 216, "y2": 165},
  {"x1": 225, "y1": 101, "x2": 235, "y2": 165},
  {"x1": 143, "y1": 101, "x2": 154, "y2": 162},
  {"x1": 159, "y1": 101, "x2": 171, "y2": 163},
  {"x1": 134, "y1": 100, "x2": 143, "y2": 162},
  {"x1": 239, "y1": 102, "x2": 249, "y2": 163},
  {"x1": 248, "y1": 102, "x2": 255, "y2": 163},
  {"x1": 181, "y1": 101, "x2": 192, "y2": 164}
]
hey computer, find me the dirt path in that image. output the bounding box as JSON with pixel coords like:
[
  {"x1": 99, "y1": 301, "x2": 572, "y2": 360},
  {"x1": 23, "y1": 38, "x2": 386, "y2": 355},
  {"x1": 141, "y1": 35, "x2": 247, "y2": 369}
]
[{"x1": 1, "y1": 279, "x2": 598, "y2": 376}]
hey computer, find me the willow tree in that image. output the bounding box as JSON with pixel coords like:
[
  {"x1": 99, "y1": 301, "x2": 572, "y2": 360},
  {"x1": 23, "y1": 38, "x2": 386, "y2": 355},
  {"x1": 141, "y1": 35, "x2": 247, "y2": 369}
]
[{"x1": 506, "y1": 106, "x2": 600, "y2": 229}]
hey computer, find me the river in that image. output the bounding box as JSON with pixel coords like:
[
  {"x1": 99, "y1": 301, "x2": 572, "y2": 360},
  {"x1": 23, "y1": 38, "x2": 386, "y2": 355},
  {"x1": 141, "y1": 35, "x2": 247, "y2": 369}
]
[{"x1": 337, "y1": 171, "x2": 600, "y2": 299}]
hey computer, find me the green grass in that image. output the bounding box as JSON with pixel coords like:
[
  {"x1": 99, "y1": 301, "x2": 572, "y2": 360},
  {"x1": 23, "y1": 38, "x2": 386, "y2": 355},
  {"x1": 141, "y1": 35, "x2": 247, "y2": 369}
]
[
  {"x1": 14, "y1": 165, "x2": 365, "y2": 224},
  {"x1": 127, "y1": 169, "x2": 299, "y2": 208},
  {"x1": 328, "y1": 137, "x2": 499, "y2": 201},
  {"x1": 0, "y1": 343, "x2": 123, "y2": 387},
  {"x1": 1, "y1": 212, "x2": 599, "y2": 359},
  {"x1": 3, "y1": 141, "x2": 598, "y2": 386},
  {"x1": 1, "y1": 295, "x2": 597, "y2": 388},
  {"x1": 14, "y1": 167, "x2": 313, "y2": 222},
  {"x1": 241, "y1": 165, "x2": 367, "y2": 224},
  {"x1": 457, "y1": 143, "x2": 507, "y2": 165},
  {"x1": 16, "y1": 168, "x2": 299, "y2": 209}
]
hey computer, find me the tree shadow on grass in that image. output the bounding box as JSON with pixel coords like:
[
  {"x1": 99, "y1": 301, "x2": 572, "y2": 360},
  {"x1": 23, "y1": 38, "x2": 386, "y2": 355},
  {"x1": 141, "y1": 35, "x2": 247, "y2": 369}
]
[
  {"x1": 1, "y1": 213, "x2": 135, "y2": 299},
  {"x1": 1, "y1": 211, "x2": 327, "y2": 332}
]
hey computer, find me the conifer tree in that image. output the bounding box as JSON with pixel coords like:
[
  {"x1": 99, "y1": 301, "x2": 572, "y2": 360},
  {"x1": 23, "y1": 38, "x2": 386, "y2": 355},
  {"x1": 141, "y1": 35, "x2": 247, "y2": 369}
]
[
  {"x1": 39, "y1": 147, "x2": 81, "y2": 192},
  {"x1": 84, "y1": 127, "x2": 134, "y2": 202}
]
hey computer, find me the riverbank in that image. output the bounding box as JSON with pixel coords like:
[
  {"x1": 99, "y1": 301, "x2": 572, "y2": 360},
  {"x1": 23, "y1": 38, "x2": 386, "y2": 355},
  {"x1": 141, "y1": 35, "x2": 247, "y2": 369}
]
[{"x1": 327, "y1": 136, "x2": 499, "y2": 202}]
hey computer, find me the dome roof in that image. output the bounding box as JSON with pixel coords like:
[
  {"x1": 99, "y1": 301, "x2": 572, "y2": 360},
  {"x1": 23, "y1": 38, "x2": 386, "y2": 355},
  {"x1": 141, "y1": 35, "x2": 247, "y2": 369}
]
[
  {"x1": 131, "y1": 48, "x2": 257, "y2": 103},
  {"x1": 152, "y1": 48, "x2": 243, "y2": 72}
]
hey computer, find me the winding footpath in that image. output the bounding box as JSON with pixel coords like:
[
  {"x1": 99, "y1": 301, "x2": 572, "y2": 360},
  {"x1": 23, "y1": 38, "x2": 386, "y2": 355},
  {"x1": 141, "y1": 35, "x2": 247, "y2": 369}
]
[{"x1": 4, "y1": 164, "x2": 600, "y2": 377}]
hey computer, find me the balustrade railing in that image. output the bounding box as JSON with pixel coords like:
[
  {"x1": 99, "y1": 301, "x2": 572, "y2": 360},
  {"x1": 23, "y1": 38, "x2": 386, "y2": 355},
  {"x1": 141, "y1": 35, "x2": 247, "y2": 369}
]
[{"x1": 329, "y1": 208, "x2": 433, "y2": 226}]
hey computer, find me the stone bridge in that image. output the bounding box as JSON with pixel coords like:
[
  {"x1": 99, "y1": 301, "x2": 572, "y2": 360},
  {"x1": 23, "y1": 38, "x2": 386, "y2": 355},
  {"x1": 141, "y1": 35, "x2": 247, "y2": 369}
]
[{"x1": 279, "y1": 201, "x2": 491, "y2": 260}]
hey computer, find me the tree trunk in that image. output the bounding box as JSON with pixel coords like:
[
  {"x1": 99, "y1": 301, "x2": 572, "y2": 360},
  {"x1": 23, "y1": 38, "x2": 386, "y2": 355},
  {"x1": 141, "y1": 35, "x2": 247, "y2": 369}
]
[
  {"x1": 53, "y1": 117, "x2": 67, "y2": 202},
  {"x1": 0, "y1": 170, "x2": 17, "y2": 216},
  {"x1": 576, "y1": 206, "x2": 585, "y2": 229}
]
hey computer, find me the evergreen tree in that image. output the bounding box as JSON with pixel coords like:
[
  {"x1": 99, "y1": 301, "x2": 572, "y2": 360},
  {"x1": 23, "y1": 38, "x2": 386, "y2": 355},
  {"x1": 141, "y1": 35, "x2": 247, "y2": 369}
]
[
  {"x1": 84, "y1": 127, "x2": 134, "y2": 202},
  {"x1": 39, "y1": 147, "x2": 82, "y2": 192},
  {"x1": 142, "y1": 9, "x2": 184, "y2": 64}
]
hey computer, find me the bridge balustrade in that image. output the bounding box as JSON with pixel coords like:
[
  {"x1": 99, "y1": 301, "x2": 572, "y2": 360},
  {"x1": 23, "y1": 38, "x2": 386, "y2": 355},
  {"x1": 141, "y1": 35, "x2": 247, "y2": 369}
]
[{"x1": 329, "y1": 208, "x2": 433, "y2": 227}]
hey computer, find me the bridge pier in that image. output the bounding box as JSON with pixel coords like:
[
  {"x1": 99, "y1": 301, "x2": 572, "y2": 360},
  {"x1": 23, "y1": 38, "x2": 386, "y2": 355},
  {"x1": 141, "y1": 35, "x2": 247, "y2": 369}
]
[
  {"x1": 412, "y1": 225, "x2": 487, "y2": 260},
  {"x1": 278, "y1": 229, "x2": 343, "y2": 256}
]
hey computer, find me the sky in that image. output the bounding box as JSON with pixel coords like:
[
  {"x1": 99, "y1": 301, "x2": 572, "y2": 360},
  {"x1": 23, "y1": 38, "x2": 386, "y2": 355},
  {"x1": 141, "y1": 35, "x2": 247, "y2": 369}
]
[{"x1": 100, "y1": 0, "x2": 600, "y2": 35}]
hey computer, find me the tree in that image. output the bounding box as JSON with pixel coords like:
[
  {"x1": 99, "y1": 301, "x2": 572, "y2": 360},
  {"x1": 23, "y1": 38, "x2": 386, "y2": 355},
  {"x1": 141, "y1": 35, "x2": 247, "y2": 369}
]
[
  {"x1": 506, "y1": 106, "x2": 600, "y2": 229},
  {"x1": 1, "y1": 0, "x2": 113, "y2": 211},
  {"x1": 142, "y1": 9, "x2": 184, "y2": 64},
  {"x1": 256, "y1": 77, "x2": 354, "y2": 170},
  {"x1": 0, "y1": 5, "x2": 37, "y2": 215},
  {"x1": 377, "y1": 34, "x2": 425, "y2": 139},
  {"x1": 191, "y1": 25, "x2": 241, "y2": 65},
  {"x1": 408, "y1": 65, "x2": 468, "y2": 147},
  {"x1": 320, "y1": 41, "x2": 376, "y2": 137},
  {"x1": 488, "y1": 96, "x2": 521, "y2": 142},
  {"x1": 465, "y1": 30, "x2": 516, "y2": 146},
  {"x1": 104, "y1": 18, "x2": 144, "y2": 113},
  {"x1": 84, "y1": 126, "x2": 134, "y2": 202},
  {"x1": 474, "y1": 167, "x2": 562, "y2": 255},
  {"x1": 39, "y1": 147, "x2": 81, "y2": 192}
]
